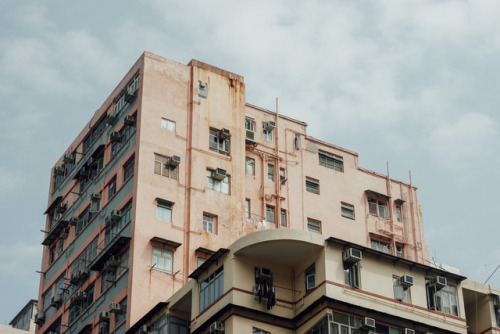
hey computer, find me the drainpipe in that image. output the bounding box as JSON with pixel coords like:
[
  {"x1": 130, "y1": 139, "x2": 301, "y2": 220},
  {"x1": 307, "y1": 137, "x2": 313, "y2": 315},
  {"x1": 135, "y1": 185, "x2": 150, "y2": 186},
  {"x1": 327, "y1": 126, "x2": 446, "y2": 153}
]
[
  {"x1": 386, "y1": 162, "x2": 395, "y2": 251},
  {"x1": 409, "y1": 171, "x2": 418, "y2": 262},
  {"x1": 275, "y1": 98, "x2": 281, "y2": 228}
]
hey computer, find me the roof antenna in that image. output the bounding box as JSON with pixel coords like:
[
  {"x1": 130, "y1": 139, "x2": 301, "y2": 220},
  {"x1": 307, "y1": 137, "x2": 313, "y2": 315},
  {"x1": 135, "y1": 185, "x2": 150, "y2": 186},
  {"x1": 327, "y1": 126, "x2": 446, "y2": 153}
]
[{"x1": 484, "y1": 264, "x2": 500, "y2": 284}]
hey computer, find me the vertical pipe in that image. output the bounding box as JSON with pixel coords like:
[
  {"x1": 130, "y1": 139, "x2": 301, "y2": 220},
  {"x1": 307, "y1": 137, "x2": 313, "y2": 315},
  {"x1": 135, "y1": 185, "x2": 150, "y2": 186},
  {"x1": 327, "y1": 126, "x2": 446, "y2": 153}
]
[
  {"x1": 409, "y1": 170, "x2": 419, "y2": 262},
  {"x1": 275, "y1": 97, "x2": 281, "y2": 228}
]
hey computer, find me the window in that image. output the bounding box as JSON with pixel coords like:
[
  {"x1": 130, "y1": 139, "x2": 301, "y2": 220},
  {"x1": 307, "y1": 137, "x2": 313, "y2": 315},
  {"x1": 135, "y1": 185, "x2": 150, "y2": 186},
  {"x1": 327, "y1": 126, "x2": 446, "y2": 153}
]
[
  {"x1": 266, "y1": 205, "x2": 275, "y2": 223},
  {"x1": 98, "y1": 317, "x2": 110, "y2": 334},
  {"x1": 308, "y1": 312, "x2": 365, "y2": 334},
  {"x1": 280, "y1": 209, "x2": 286, "y2": 227},
  {"x1": 43, "y1": 289, "x2": 52, "y2": 311},
  {"x1": 426, "y1": 279, "x2": 458, "y2": 316},
  {"x1": 245, "y1": 118, "x2": 255, "y2": 131},
  {"x1": 246, "y1": 157, "x2": 255, "y2": 175},
  {"x1": 396, "y1": 205, "x2": 402, "y2": 223},
  {"x1": 262, "y1": 123, "x2": 274, "y2": 141},
  {"x1": 57, "y1": 239, "x2": 64, "y2": 255},
  {"x1": 341, "y1": 203, "x2": 355, "y2": 219},
  {"x1": 305, "y1": 264, "x2": 316, "y2": 293},
  {"x1": 55, "y1": 274, "x2": 65, "y2": 297},
  {"x1": 154, "y1": 154, "x2": 178, "y2": 180},
  {"x1": 245, "y1": 199, "x2": 250, "y2": 220},
  {"x1": 123, "y1": 156, "x2": 135, "y2": 181},
  {"x1": 307, "y1": 219, "x2": 321, "y2": 233},
  {"x1": 209, "y1": 128, "x2": 230, "y2": 156},
  {"x1": 199, "y1": 266, "x2": 223, "y2": 312},
  {"x1": 101, "y1": 267, "x2": 116, "y2": 292},
  {"x1": 319, "y1": 151, "x2": 343, "y2": 172},
  {"x1": 368, "y1": 197, "x2": 388, "y2": 219},
  {"x1": 115, "y1": 297, "x2": 127, "y2": 326},
  {"x1": 344, "y1": 262, "x2": 360, "y2": 289},
  {"x1": 161, "y1": 118, "x2": 176, "y2": 132},
  {"x1": 371, "y1": 239, "x2": 391, "y2": 254},
  {"x1": 253, "y1": 328, "x2": 271, "y2": 334},
  {"x1": 305, "y1": 177, "x2": 319, "y2": 194},
  {"x1": 396, "y1": 245, "x2": 404, "y2": 258},
  {"x1": 105, "y1": 202, "x2": 132, "y2": 245},
  {"x1": 83, "y1": 116, "x2": 107, "y2": 153},
  {"x1": 90, "y1": 194, "x2": 100, "y2": 214},
  {"x1": 69, "y1": 285, "x2": 94, "y2": 324},
  {"x1": 198, "y1": 81, "x2": 207, "y2": 98},
  {"x1": 50, "y1": 246, "x2": 56, "y2": 264},
  {"x1": 267, "y1": 164, "x2": 274, "y2": 181},
  {"x1": 76, "y1": 205, "x2": 97, "y2": 234},
  {"x1": 203, "y1": 214, "x2": 215, "y2": 233},
  {"x1": 206, "y1": 169, "x2": 230, "y2": 194},
  {"x1": 156, "y1": 200, "x2": 172, "y2": 222},
  {"x1": 111, "y1": 115, "x2": 136, "y2": 156},
  {"x1": 108, "y1": 176, "x2": 117, "y2": 199},
  {"x1": 197, "y1": 257, "x2": 206, "y2": 267},
  {"x1": 280, "y1": 168, "x2": 286, "y2": 185},
  {"x1": 152, "y1": 247, "x2": 173, "y2": 273},
  {"x1": 294, "y1": 133, "x2": 300, "y2": 150},
  {"x1": 393, "y1": 276, "x2": 410, "y2": 303}
]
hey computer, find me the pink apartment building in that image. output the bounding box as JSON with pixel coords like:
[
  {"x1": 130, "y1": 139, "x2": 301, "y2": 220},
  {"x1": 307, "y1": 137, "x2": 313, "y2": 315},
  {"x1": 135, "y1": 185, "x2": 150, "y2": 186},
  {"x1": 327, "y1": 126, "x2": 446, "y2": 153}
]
[{"x1": 36, "y1": 52, "x2": 431, "y2": 334}]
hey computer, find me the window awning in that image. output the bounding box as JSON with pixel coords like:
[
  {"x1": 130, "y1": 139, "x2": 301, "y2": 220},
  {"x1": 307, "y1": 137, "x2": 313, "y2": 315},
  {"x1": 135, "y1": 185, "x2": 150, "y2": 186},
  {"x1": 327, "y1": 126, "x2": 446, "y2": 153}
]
[
  {"x1": 41, "y1": 220, "x2": 69, "y2": 246},
  {"x1": 150, "y1": 237, "x2": 181, "y2": 249},
  {"x1": 195, "y1": 247, "x2": 215, "y2": 256},
  {"x1": 189, "y1": 248, "x2": 229, "y2": 280},
  {"x1": 89, "y1": 236, "x2": 131, "y2": 271},
  {"x1": 395, "y1": 198, "x2": 406, "y2": 205},
  {"x1": 44, "y1": 196, "x2": 62, "y2": 215},
  {"x1": 365, "y1": 190, "x2": 391, "y2": 200}
]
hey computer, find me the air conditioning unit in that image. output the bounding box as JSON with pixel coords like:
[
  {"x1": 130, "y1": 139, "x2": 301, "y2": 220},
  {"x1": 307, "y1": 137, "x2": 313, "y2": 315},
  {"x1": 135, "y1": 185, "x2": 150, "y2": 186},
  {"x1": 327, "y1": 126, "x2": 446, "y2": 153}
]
[
  {"x1": 255, "y1": 267, "x2": 272, "y2": 281},
  {"x1": 74, "y1": 291, "x2": 87, "y2": 302},
  {"x1": 54, "y1": 166, "x2": 65, "y2": 176},
  {"x1": 245, "y1": 130, "x2": 258, "y2": 143},
  {"x1": 433, "y1": 276, "x2": 447, "y2": 290},
  {"x1": 360, "y1": 317, "x2": 375, "y2": 330},
  {"x1": 110, "y1": 131, "x2": 122, "y2": 143},
  {"x1": 109, "y1": 210, "x2": 123, "y2": 223},
  {"x1": 60, "y1": 228, "x2": 70, "y2": 239},
  {"x1": 91, "y1": 193, "x2": 101, "y2": 201},
  {"x1": 343, "y1": 248, "x2": 362, "y2": 263},
  {"x1": 124, "y1": 87, "x2": 136, "y2": 103},
  {"x1": 209, "y1": 322, "x2": 224, "y2": 333},
  {"x1": 219, "y1": 128, "x2": 231, "y2": 139},
  {"x1": 99, "y1": 311, "x2": 110, "y2": 322},
  {"x1": 212, "y1": 168, "x2": 226, "y2": 181},
  {"x1": 109, "y1": 303, "x2": 121, "y2": 313},
  {"x1": 34, "y1": 311, "x2": 44, "y2": 325},
  {"x1": 50, "y1": 293, "x2": 62, "y2": 307},
  {"x1": 80, "y1": 166, "x2": 90, "y2": 176},
  {"x1": 56, "y1": 202, "x2": 67, "y2": 214},
  {"x1": 400, "y1": 274, "x2": 414, "y2": 288},
  {"x1": 79, "y1": 267, "x2": 90, "y2": 280},
  {"x1": 168, "y1": 155, "x2": 181, "y2": 167},
  {"x1": 106, "y1": 113, "x2": 118, "y2": 125},
  {"x1": 108, "y1": 256, "x2": 121, "y2": 266},
  {"x1": 69, "y1": 217, "x2": 80, "y2": 226},
  {"x1": 124, "y1": 115, "x2": 135, "y2": 125},
  {"x1": 265, "y1": 121, "x2": 276, "y2": 131},
  {"x1": 63, "y1": 154, "x2": 75, "y2": 163},
  {"x1": 403, "y1": 329, "x2": 415, "y2": 334}
]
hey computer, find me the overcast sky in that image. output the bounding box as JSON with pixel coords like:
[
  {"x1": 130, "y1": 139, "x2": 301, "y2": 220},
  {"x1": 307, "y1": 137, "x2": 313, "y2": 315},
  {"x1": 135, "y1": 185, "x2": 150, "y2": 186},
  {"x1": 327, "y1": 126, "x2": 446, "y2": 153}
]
[{"x1": 1, "y1": 0, "x2": 499, "y2": 323}]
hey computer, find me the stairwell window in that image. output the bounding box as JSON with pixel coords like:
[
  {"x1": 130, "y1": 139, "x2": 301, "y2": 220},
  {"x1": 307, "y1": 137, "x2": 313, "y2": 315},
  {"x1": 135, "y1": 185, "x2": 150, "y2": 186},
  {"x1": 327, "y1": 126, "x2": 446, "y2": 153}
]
[
  {"x1": 281, "y1": 209, "x2": 287, "y2": 227},
  {"x1": 108, "y1": 176, "x2": 117, "y2": 199},
  {"x1": 305, "y1": 177, "x2": 319, "y2": 194},
  {"x1": 156, "y1": 200, "x2": 173, "y2": 222},
  {"x1": 152, "y1": 246, "x2": 173, "y2": 273},
  {"x1": 161, "y1": 118, "x2": 176, "y2": 132},
  {"x1": 319, "y1": 151, "x2": 343, "y2": 172},
  {"x1": 341, "y1": 203, "x2": 355, "y2": 219},
  {"x1": 245, "y1": 199, "x2": 250, "y2": 220}
]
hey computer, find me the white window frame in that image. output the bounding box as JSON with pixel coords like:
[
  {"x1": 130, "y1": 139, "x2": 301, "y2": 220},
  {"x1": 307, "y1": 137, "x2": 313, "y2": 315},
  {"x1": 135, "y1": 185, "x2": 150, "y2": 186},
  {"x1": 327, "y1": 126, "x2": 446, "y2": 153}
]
[
  {"x1": 246, "y1": 157, "x2": 255, "y2": 175},
  {"x1": 209, "y1": 128, "x2": 230, "y2": 156},
  {"x1": 262, "y1": 123, "x2": 273, "y2": 141},
  {"x1": 341, "y1": 203, "x2": 355, "y2": 219},
  {"x1": 160, "y1": 118, "x2": 176, "y2": 132},
  {"x1": 307, "y1": 219, "x2": 321, "y2": 233},
  {"x1": 245, "y1": 199, "x2": 250, "y2": 220},
  {"x1": 206, "y1": 170, "x2": 230, "y2": 194},
  {"x1": 305, "y1": 177, "x2": 319, "y2": 194},
  {"x1": 156, "y1": 200, "x2": 172, "y2": 222},
  {"x1": 203, "y1": 214, "x2": 215, "y2": 233},
  {"x1": 152, "y1": 246, "x2": 173, "y2": 273}
]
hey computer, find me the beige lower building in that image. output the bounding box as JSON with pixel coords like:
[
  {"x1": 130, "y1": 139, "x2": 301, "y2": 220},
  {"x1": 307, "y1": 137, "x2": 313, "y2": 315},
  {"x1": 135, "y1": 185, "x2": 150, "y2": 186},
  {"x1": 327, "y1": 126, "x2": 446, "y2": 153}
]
[
  {"x1": 1, "y1": 300, "x2": 38, "y2": 334},
  {"x1": 125, "y1": 229, "x2": 500, "y2": 334}
]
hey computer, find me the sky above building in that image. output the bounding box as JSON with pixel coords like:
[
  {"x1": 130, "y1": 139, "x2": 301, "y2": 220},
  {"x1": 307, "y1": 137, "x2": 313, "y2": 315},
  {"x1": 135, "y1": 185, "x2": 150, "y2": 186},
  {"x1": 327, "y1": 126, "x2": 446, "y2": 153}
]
[{"x1": 1, "y1": 0, "x2": 499, "y2": 323}]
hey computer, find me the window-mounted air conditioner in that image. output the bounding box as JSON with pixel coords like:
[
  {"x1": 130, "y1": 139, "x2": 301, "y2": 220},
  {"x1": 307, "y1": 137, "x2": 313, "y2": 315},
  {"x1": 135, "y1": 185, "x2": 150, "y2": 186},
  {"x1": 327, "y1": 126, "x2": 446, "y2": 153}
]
[
  {"x1": 110, "y1": 131, "x2": 122, "y2": 143},
  {"x1": 360, "y1": 317, "x2": 375, "y2": 330},
  {"x1": 433, "y1": 276, "x2": 447, "y2": 290},
  {"x1": 63, "y1": 154, "x2": 75, "y2": 163},
  {"x1": 219, "y1": 128, "x2": 231, "y2": 139},
  {"x1": 403, "y1": 329, "x2": 415, "y2": 334},
  {"x1": 245, "y1": 130, "x2": 258, "y2": 143},
  {"x1": 109, "y1": 303, "x2": 121, "y2": 313},
  {"x1": 74, "y1": 291, "x2": 87, "y2": 302},
  {"x1": 99, "y1": 311, "x2": 110, "y2": 322},
  {"x1": 80, "y1": 166, "x2": 90, "y2": 176},
  {"x1": 91, "y1": 193, "x2": 101, "y2": 201},
  {"x1": 79, "y1": 267, "x2": 89, "y2": 280},
  {"x1": 54, "y1": 166, "x2": 65, "y2": 176},
  {"x1": 400, "y1": 274, "x2": 414, "y2": 288},
  {"x1": 140, "y1": 325, "x2": 152, "y2": 334},
  {"x1": 34, "y1": 311, "x2": 44, "y2": 325},
  {"x1": 109, "y1": 210, "x2": 123, "y2": 223},
  {"x1": 212, "y1": 168, "x2": 226, "y2": 181},
  {"x1": 60, "y1": 228, "x2": 70, "y2": 239},
  {"x1": 106, "y1": 113, "x2": 118, "y2": 125},
  {"x1": 50, "y1": 294, "x2": 62, "y2": 307},
  {"x1": 69, "y1": 217, "x2": 80, "y2": 226},
  {"x1": 265, "y1": 121, "x2": 276, "y2": 131},
  {"x1": 124, "y1": 87, "x2": 136, "y2": 103},
  {"x1": 343, "y1": 248, "x2": 362, "y2": 263},
  {"x1": 70, "y1": 271, "x2": 80, "y2": 285},
  {"x1": 168, "y1": 155, "x2": 181, "y2": 167},
  {"x1": 209, "y1": 322, "x2": 224, "y2": 333},
  {"x1": 56, "y1": 202, "x2": 67, "y2": 214},
  {"x1": 255, "y1": 267, "x2": 272, "y2": 281},
  {"x1": 124, "y1": 115, "x2": 135, "y2": 125},
  {"x1": 87, "y1": 157, "x2": 98, "y2": 167}
]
